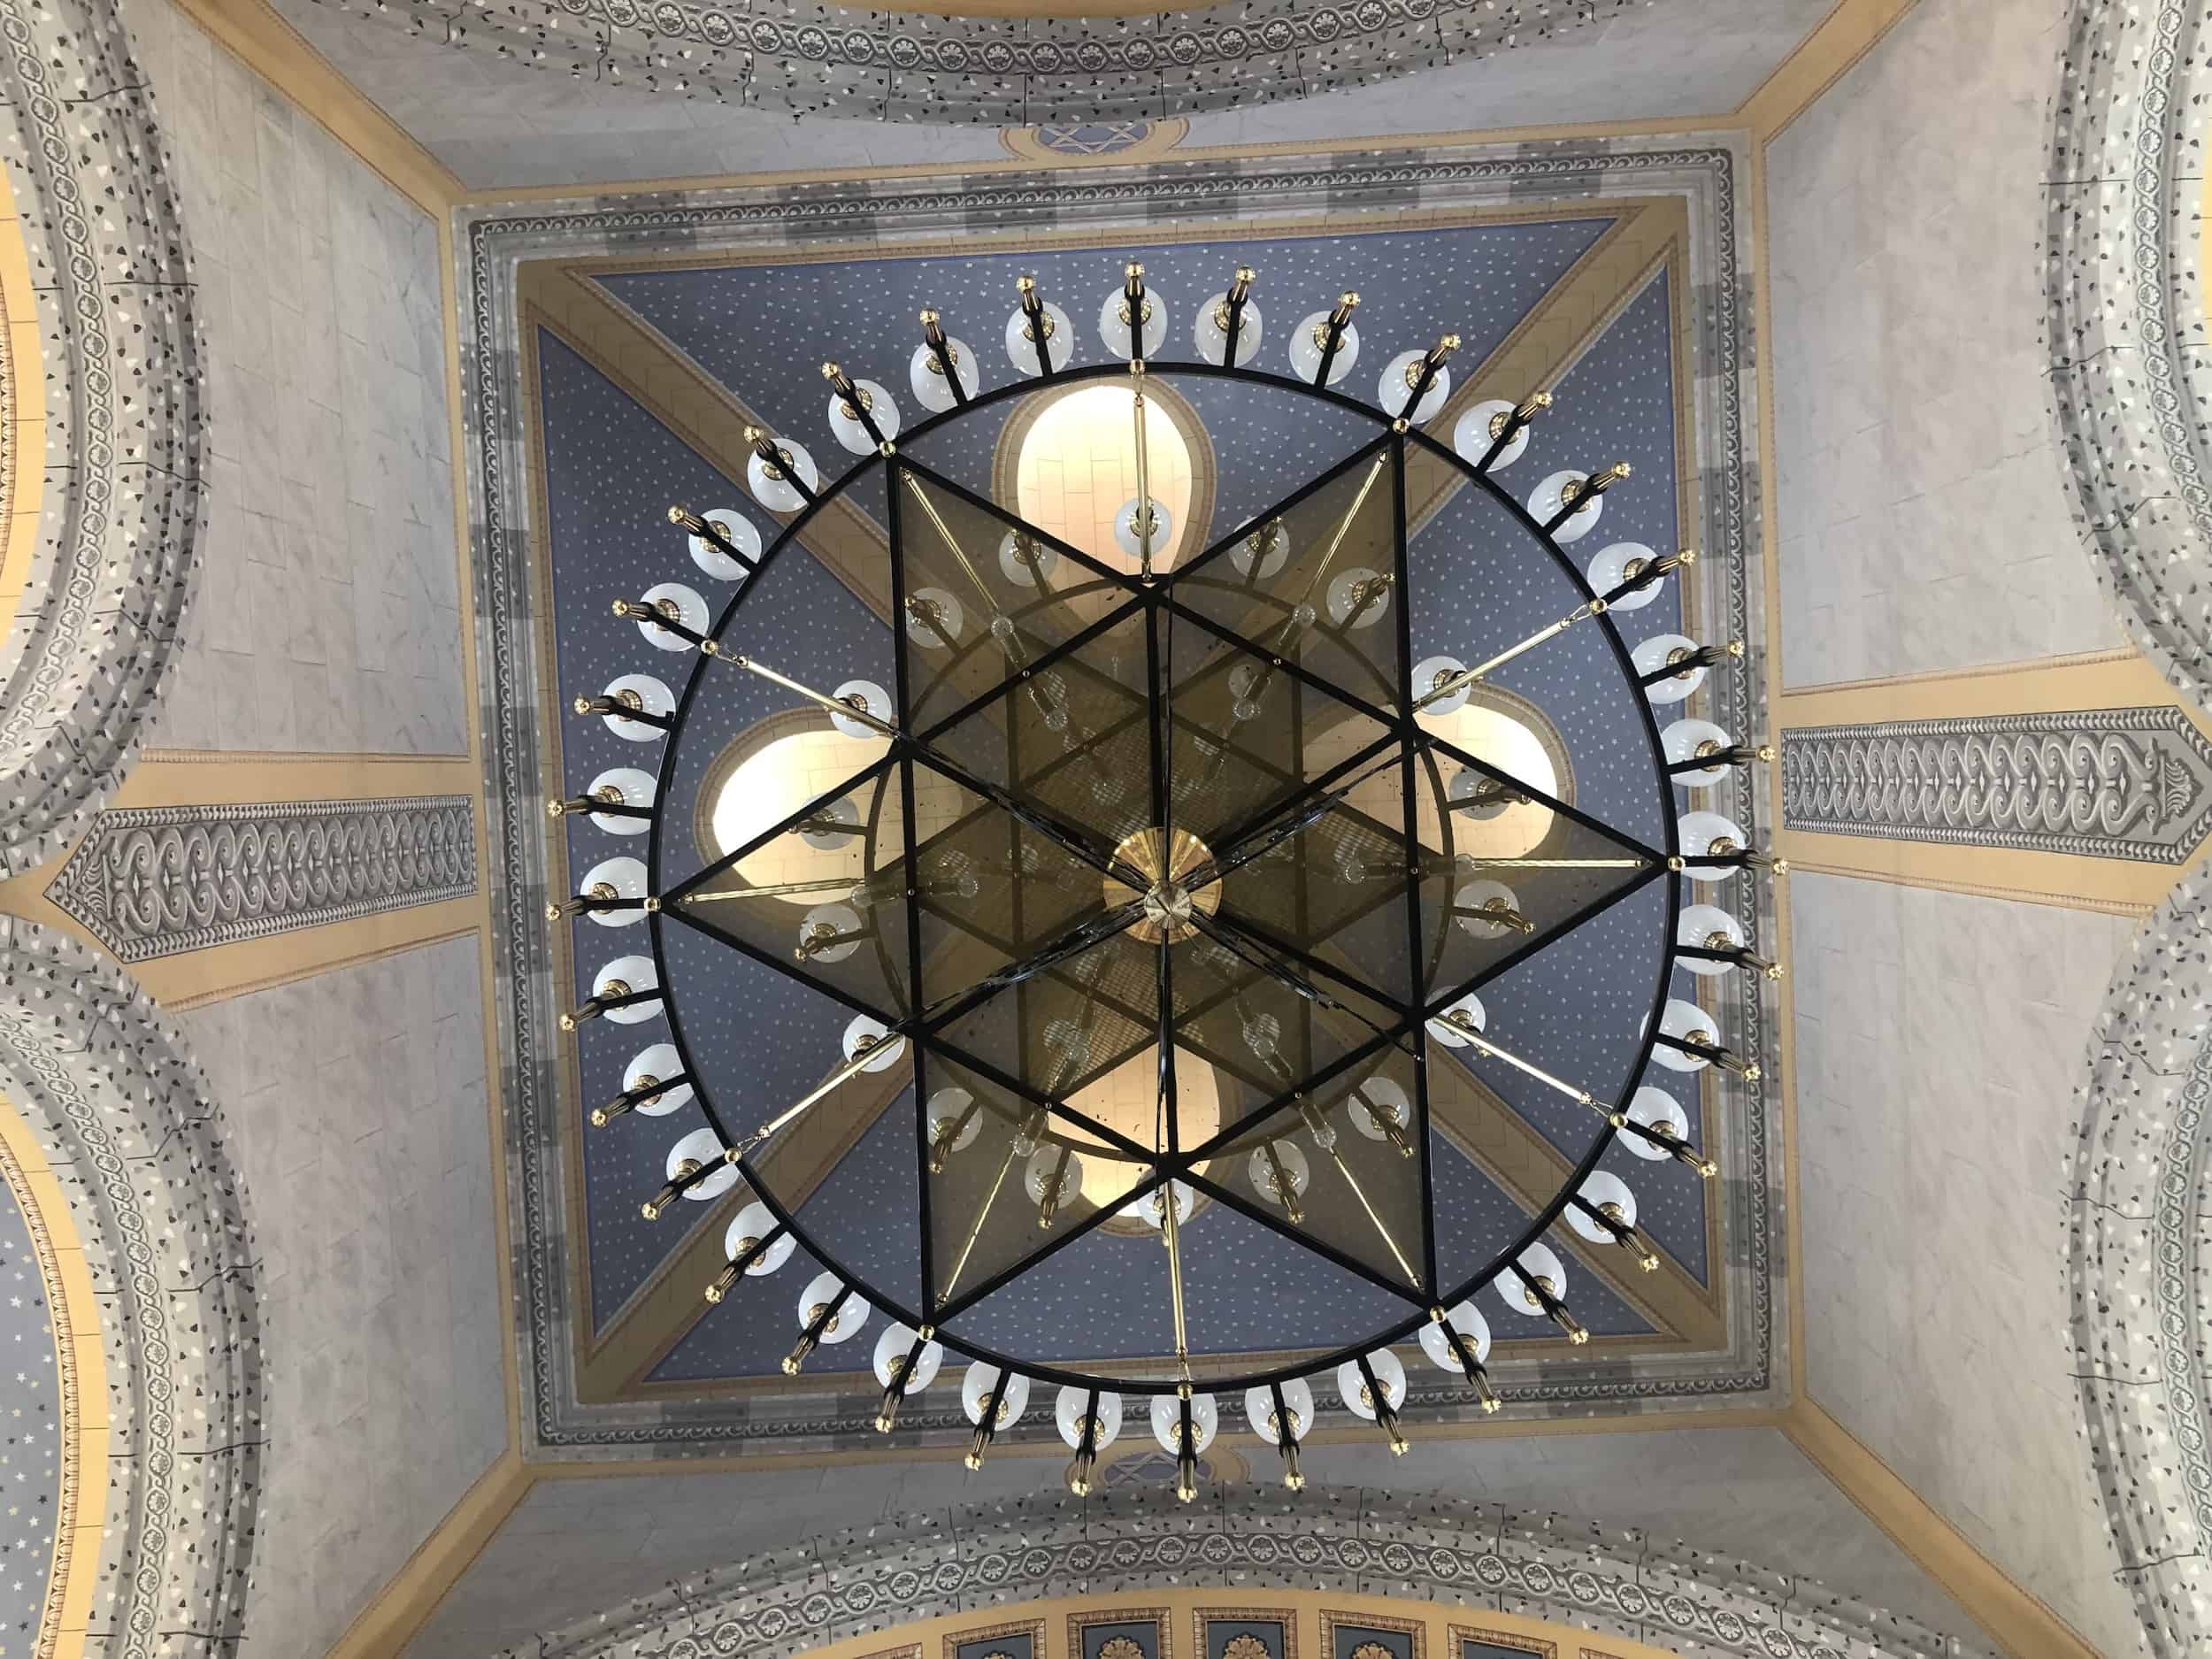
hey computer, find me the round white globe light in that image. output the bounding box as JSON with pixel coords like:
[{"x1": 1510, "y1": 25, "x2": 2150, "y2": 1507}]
[
  {"x1": 1287, "y1": 311, "x2": 1360, "y2": 384},
  {"x1": 724, "y1": 1202, "x2": 795, "y2": 1276},
  {"x1": 747, "y1": 438, "x2": 819, "y2": 514},
  {"x1": 634, "y1": 582, "x2": 709, "y2": 653},
  {"x1": 1426, "y1": 992, "x2": 1486, "y2": 1048},
  {"x1": 591, "y1": 954, "x2": 659, "y2": 1023},
  {"x1": 688, "y1": 508, "x2": 760, "y2": 581},
  {"x1": 829, "y1": 679, "x2": 891, "y2": 739},
  {"x1": 664, "y1": 1125, "x2": 739, "y2": 1203},
  {"x1": 578, "y1": 856, "x2": 648, "y2": 928},
  {"x1": 597, "y1": 674, "x2": 674, "y2": 741},
  {"x1": 1661, "y1": 717, "x2": 1735, "y2": 787},
  {"x1": 1097, "y1": 283, "x2": 1169, "y2": 357},
  {"x1": 1005, "y1": 301, "x2": 1076, "y2": 376},
  {"x1": 1055, "y1": 1384, "x2": 1123, "y2": 1448},
  {"x1": 1587, "y1": 541, "x2": 1663, "y2": 610},
  {"x1": 1632, "y1": 633, "x2": 1707, "y2": 703},
  {"x1": 910, "y1": 337, "x2": 977, "y2": 411},
  {"x1": 1624, "y1": 1086, "x2": 1690, "y2": 1158},
  {"x1": 1378, "y1": 349, "x2": 1450, "y2": 423},
  {"x1": 826, "y1": 379, "x2": 901, "y2": 455},
  {"x1": 1453, "y1": 399, "x2": 1530, "y2": 470},
  {"x1": 623, "y1": 1043, "x2": 690, "y2": 1115},
  {"x1": 1241, "y1": 1377, "x2": 1315, "y2": 1443},
  {"x1": 1194, "y1": 293, "x2": 1263, "y2": 365},
  {"x1": 1418, "y1": 1301, "x2": 1492, "y2": 1371}
]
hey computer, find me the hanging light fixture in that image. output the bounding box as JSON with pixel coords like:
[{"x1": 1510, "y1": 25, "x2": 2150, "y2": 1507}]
[{"x1": 545, "y1": 255, "x2": 1774, "y2": 1504}]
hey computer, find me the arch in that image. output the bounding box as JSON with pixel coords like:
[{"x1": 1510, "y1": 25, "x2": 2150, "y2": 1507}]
[
  {"x1": 2046, "y1": 0, "x2": 2212, "y2": 711},
  {"x1": 2070, "y1": 875, "x2": 2212, "y2": 1658},
  {"x1": 507, "y1": 1486, "x2": 1972, "y2": 1659},
  {"x1": 0, "y1": 0, "x2": 204, "y2": 872},
  {"x1": 0, "y1": 918, "x2": 259, "y2": 1656}
]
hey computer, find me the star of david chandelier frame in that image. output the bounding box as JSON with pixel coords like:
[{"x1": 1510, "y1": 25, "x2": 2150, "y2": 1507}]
[{"x1": 549, "y1": 262, "x2": 1778, "y2": 1500}]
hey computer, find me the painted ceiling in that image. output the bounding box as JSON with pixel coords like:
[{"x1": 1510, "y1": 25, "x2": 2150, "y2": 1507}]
[
  {"x1": 534, "y1": 214, "x2": 1713, "y2": 1389},
  {"x1": 0, "y1": 1173, "x2": 58, "y2": 1645}
]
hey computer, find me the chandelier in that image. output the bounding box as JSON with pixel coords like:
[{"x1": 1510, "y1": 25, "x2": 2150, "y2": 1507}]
[{"x1": 549, "y1": 260, "x2": 1776, "y2": 1499}]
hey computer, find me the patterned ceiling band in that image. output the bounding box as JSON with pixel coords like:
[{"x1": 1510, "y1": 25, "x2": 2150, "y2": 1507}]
[{"x1": 300, "y1": 0, "x2": 1641, "y2": 123}]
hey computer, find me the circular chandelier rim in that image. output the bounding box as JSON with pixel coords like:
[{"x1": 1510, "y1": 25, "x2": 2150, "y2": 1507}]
[{"x1": 638, "y1": 354, "x2": 1686, "y2": 1395}]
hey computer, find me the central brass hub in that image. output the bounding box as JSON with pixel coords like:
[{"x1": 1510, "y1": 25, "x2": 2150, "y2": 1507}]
[{"x1": 1103, "y1": 826, "x2": 1221, "y2": 945}]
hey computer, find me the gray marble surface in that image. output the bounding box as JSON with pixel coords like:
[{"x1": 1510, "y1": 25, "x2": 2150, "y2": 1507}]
[
  {"x1": 403, "y1": 1429, "x2": 1981, "y2": 1658},
  {"x1": 1768, "y1": 0, "x2": 2127, "y2": 687},
  {"x1": 1790, "y1": 872, "x2": 2147, "y2": 1659},
  {"x1": 126, "y1": 0, "x2": 466, "y2": 754},
  {"x1": 269, "y1": 0, "x2": 1828, "y2": 191},
  {"x1": 172, "y1": 935, "x2": 507, "y2": 1659}
]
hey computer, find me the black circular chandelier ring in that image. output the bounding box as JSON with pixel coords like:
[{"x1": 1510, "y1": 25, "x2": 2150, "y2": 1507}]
[{"x1": 631, "y1": 354, "x2": 1686, "y2": 1397}]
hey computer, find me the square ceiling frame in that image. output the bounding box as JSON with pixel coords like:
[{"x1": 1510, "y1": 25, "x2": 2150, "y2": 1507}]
[{"x1": 461, "y1": 133, "x2": 1781, "y2": 1456}]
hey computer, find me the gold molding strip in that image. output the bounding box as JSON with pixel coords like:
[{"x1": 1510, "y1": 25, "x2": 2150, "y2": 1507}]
[
  {"x1": 1775, "y1": 648, "x2": 2202, "y2": 726},
  {"x1": 0, "y1": 159, "x2": 45, "y2": 650},
  {"x1": 167, "y1": 0, "x2": 462, "y2": 215},
  {"x1": 319, "y1": 1447, "x2": 532, "y2": 1659},
  {"x1": 1738, "y1": 0, "x2": 1921, "y2": 142},
  {"x1": 0, "y1": 1094, "x2": 106, "y2": 1659},
  {"x1": 1781, "y1": 1400, "x2": 2100, "y2": 1659}
]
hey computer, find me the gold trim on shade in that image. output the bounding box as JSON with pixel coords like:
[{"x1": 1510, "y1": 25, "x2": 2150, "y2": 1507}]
[
  {"x1": 0, "y1": 162, "x2": 46, "y2": 655},
  {"x1": 0, "y1": 1094, "x2": 105, "y2": 1659}
]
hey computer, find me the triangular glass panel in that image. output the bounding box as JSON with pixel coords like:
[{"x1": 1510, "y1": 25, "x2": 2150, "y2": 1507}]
[
  {"x1": 1165, "y1": 921, "x2": 1409, "y2": 1148},
  {"x1": 1156, "y1": 609, "x2": 1399, "y2": 852},
  {"x1": 1170, "y1": 437, "x2": 1405, "y2": 718},
  {"x1": 918, "y1": 1046, "x2": 1161, "y2": 1317},
  {"x1": 913, "y1": 600, "x2": 1155, "y2": 856},
  {"x1": 891, "y1": 461, "x2": 1146, "y2": 735},
  {"x1": 664, "y1": 750, "x2": 917, "y2": 1024},
  {"x1": 1194, "y1": 741, "x2": 1423, "y2": 1012},
  {"x1": 1185, "y1": 1028, "x2": 1431, "y2": 1295},
  {"x1": 1171, "y1": 1181, "x2": 1420, "y2": 1360},
  {"x1": 1409, "y1": 724, "x2": 1662, "y2": 1010},
  {"x1": 1431, "y1": 874, "x2": 1673, "y2": 1156}
]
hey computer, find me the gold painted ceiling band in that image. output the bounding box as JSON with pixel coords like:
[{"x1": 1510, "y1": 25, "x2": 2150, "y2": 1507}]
[
  {"x1": 1775, "y1": 648, "x2": 2206, "y2": 729},
  {"x1": 1738, "y1": 0, "x2": 1922, "y2": 141},
  {"x1": 0, "y1": 162, "x2": 44, "y2": 657}
]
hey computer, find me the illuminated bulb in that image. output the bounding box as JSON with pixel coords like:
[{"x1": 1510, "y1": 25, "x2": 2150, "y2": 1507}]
[
  {"x1": 630, "y1": 582, "x2": 709, "y2": 653},
  {"x1": 961, "y1": 1363, "x2": 1030, "y2": 1468},
  {"x1": 684, "y1": 508, "x2": 760, "y2": 581},
  {"x1": 1453, "y1": 398, "x2": 1531, "y2": 470}
]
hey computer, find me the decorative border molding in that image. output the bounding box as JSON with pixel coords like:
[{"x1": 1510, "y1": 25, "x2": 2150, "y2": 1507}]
[
  {"x1": 42, "y1": 795, "x2": 478, "y2": 962},
  {"x1": 302, "y1": 0, "x2": 1636, "y2": 125},
  {"x1": 0, "y1": 1103, "x2": 79, "y2": 1659},
  {"x1": 0, "y1": 919, "x2": 259, "y2": 1659},
  {"x1": 2069, "y1": 874, "x2": 2212, "y2": 1658},
  {"x1": 1778, "y1": 707, "x2": 2212, "y2": 863},
  {"x1": 457, "y1": 137, "x2": 1778, "y2": 1453},
  {"x1": 499, "y1": 1489, "x2": 1988, "y2": 1659},
  {"x1": 1002, "y1": 121, "x2": 1188, "y2": 165},
  {"x1": 2046, "y1": 0, "x2": 2212, "y2": 713},
  {"x1": 0, "y1": 0, "x2": 204, "y2": 873}
]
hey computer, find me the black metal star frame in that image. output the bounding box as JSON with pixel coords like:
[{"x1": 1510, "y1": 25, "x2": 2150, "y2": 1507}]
[{"x1": 622, "y1": 355, "x2": 1702, "y2": 1399}]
